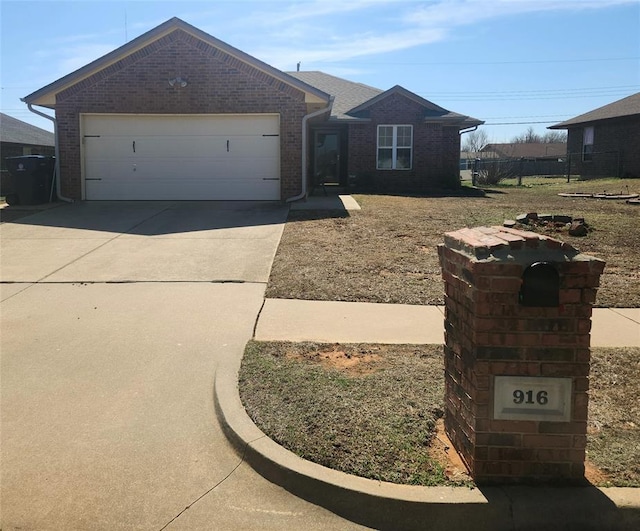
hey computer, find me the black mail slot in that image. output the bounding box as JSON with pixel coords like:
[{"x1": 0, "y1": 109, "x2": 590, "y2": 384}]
[{"x1": 519, "y1": 262, "x2": 559, "y2": 307}]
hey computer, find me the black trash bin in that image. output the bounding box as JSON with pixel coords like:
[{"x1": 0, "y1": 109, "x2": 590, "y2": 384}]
[{"x1": 4, "y1": 155, "x2": 55, "y2": 205}]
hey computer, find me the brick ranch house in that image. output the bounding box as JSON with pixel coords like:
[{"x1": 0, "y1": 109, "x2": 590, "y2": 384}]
[
  {"x1": 22, "y1": 17, "x2": 483, "y2": 202},
  {"x1": 549, "y1": 92, "x2": 640, "y2": 179}
]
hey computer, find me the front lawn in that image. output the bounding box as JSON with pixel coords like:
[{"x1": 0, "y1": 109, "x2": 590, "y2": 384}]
[
  {"x1": 266, "y1": 177, "x2": 640, "y2": 307},
  {"x1": 239, "y1": 341, "x2": 640, "y2": 487},
  {"x1": 247, "y1": 178, "x2": 640, "y2": 488}
]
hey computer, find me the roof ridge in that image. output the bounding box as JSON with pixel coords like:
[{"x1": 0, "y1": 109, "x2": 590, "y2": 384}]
[{"x1": 287, "y1": 70, "x2": 382, "y2": 92}]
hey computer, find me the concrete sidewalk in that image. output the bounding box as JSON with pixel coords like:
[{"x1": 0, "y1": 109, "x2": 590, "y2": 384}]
[
  {"x1": 255, "y1": 299, "x2": 640, "y2": 347},
  {"x1": 217, "y1": 298, "x2": 640, "y2": 530},
  {"x1": 290, "y1": 194, "x2": 361, "y2": 211}
]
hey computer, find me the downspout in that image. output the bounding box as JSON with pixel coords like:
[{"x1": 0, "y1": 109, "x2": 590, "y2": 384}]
[
  {"x1": 286, "y1": 96, "x2": 334, "y2": 203},
  {"x1": 459, "y1": 125, "x2": 478, "y2": 136},
  {"x1": 458, "y1": 125, "x2": 480, "y2": 185},
  {"x1": 24, "y1": 102, "x2": 73, "y2": 203}
]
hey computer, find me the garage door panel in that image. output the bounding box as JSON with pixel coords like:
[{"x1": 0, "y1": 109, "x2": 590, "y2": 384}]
[
  {"x1": 83, "y1": 114, "x2": 281, "y2": 200},
  {"x1": 88, "y1": 179, "x2": 279, "y2": 201},
  {"x1": 228, "y1": 135, "x2": 280, "y2": 158},
  {"x1": 84, "y1": 114, "x2": 279, "y2": 137},
  {"x1": 231, "y1": 157, "x2": 279, "y2": 177},
  {"x1": 85, "y1": 137, "x2": 135, "y2": 159},
  {"x1": 131, "y1": 136, "x2": 228, "y2": 158}
]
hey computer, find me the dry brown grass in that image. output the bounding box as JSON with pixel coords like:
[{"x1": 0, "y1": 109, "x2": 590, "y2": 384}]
[
  {"x1": 587, "y1": 347, "x2": 640, "y2": 486},
  {"x1": 250, "y1": 178, "x2": 640, "y2": 488},
  {"x1": 239, "y1": 341, "x2": 640, "y2": 487},
  {"x1": 266, "y1": 178, "x2": 640, "y2": 307},
  {"x1": 240, "y1": 341, "x2": 455, "y2": 486}
]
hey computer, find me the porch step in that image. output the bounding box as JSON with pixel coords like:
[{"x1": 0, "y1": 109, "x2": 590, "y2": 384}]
[{"x1": 310, "y1": 183, "x2": 348, "y2": 196}]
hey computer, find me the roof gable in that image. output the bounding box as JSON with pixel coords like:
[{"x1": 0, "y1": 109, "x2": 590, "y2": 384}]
[
  {"x1": 347, "y1": 85, "x2": 449, "y2": 117},
  {"x1": 23, "y1": 18, "x2": 329, "y2": 108},
  {"x1": 549, "y1": 92, "x2": 640, "y2": 129},
  {"x1": 286, "y1": 75, "x2": 483, "y2": 127},
  {"x1": 345, "y1": 84, "x2": 483, "y2": 127},
  {"x1": 349, "y1": 85, "x2": 483, "y2": 127},
  {"x1": 0, "y1": 113, "x2": 54, "y2": 146}
]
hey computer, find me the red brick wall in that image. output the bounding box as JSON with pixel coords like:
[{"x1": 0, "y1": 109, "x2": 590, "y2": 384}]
[
  {"x1": 347, "y1": 93, "x2": 462, "y2": 191},
  {"x1": 438, "y1": 226, "x2": 605, "y2": 484},
  {"x1": 54, "y1": 29, "x2": 310, "y2": 200},
  {"x1": 567, "y1": 116, "x2": 640, "y2": 178}
]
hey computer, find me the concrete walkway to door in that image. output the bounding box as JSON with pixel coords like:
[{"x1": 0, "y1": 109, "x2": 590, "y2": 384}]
[{"x1": 0, "y1": 201, "x2": 368, "y2": 530}]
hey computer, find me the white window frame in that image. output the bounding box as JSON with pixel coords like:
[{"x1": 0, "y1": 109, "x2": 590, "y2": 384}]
[
  {"x1": 377, "y1": 125, "x2": 413, "y2": 170},
  {"x1": 582, "y1": 126, "x2": 594, "y2": 162}
]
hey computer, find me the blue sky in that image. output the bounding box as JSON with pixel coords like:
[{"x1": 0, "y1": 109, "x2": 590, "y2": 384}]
[{"x1": 1, "y1": 0, "x2": 639, "y2": 142}]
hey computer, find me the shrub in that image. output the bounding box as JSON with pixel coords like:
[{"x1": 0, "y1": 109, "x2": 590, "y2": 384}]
[{"x1": 475, "y1": 160, "x2": 518, "y2": 186}]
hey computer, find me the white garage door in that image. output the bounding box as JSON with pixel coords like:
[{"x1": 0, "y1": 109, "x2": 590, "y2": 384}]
[{"x1": 82, "y1": 114, "x2": 281, "y2": 200}]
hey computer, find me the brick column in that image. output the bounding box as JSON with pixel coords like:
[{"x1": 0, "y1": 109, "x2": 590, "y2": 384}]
[{"x1": 438, "y1": 226, "x2": 605, "y2": 484}]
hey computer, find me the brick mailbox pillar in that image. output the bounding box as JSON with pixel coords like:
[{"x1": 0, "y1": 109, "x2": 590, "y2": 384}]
[{"x1": 437, "y1": 226, "x2": 605, "y2": 484}]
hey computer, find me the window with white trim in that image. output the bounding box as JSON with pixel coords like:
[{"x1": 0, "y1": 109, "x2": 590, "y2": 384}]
[
  {"x1": 377, "y1": 125, "x2": 413, "y2": 170},
  {"x1": 582, "y1": 126, "x2": 594, "y2": 162}
]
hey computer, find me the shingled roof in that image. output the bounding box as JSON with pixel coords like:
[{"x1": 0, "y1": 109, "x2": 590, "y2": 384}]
[
  {"x1": 1, "y1": 113, "x2": 54, "y2": 146},
  {"x1": 287, "y1": 71, "x2": 383, "y2": 120},
  {"x1": 549, "y1": 92, "x2": 640, "y2": 129}
]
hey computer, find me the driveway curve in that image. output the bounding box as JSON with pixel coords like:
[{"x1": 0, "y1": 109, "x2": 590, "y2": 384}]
[{"x1": 1, "y1": 202, "x2": 366, "y2": 530}]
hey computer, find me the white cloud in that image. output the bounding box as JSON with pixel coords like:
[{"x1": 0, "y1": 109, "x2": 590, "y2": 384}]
[
  {"x1": 261, "y1": 0, "x2": 389, "y2": 24},
  {"x1": 257, "y1": 26, "x2": 446, "y2": 69},
  {"x1": 33, "y1": 43, "x2": 118, "y2": 82},
  {"x1": 57, "y1": 44, "x2": 117, "y2": 74},
  {"x1": 26, "y1": 0, "x2": 637, "y2": 82},
  {"x1": 246, "y1": 0, "x2": 638, "y2": 67},
  {"x1": 408, "y1": 0, "x2": 638, "y2": 28}
]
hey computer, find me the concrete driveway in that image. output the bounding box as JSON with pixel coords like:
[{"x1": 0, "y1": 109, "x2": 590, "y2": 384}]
[
  {"x1": 1, "y1": 201, "x2": 288, "y2": 283},
  {"x1": 1, "y1": 202, "x2": 366, "y2": 530}
]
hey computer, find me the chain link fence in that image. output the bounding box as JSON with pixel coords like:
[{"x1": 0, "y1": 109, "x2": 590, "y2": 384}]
[
  {"x1": 467, "y1": 150, "x2": 622, "y2": 185},
  {"x1": 565, "y1": 151, "x2": 622, "y2": 180},
  {"x1": 470, "y1": 157, "x2": 567, "y2": 185}
]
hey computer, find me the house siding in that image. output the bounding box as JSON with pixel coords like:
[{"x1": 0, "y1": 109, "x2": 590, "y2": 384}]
[
  {"x1": 54, "y1": 29, "x2": 310, "y2": 200},
  {"x1": 567, "y1": 116, "x2": 640, "y2": 178},
  {"x1": 347, "y1": 93, "x2": 462, "y2": 191}
]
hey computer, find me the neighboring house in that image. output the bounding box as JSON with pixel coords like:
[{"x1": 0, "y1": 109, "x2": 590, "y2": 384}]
[
  {"x1": 482, "y1": 143, "x2": 566, "y2": 160},
  {"x1": 549, "y1": 92, "x2": 640, "y2": 179},
  {"x1": 1, "y1": 113, "x2": 55, "y2": 192},
  {"x1": 459, "y1": 150, "x2": 498, "y2": 170},
  {"x1": 476, "y1": 143, "x2": 567, "y2": 177},
  {"x1": 21, "y1": 17, "x2": 483, "y2": 201}
]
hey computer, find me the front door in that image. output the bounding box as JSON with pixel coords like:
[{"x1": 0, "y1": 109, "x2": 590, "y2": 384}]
[{"x1": 313, "y1": 131, "x2": 340, "y2": 187}]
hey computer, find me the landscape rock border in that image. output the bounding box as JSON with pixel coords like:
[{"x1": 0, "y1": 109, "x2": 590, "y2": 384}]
[
  {"x1": 558, "y1": 192, "x2": 639, "y2": 200},
  {"x1": 505, "y1": 212, "x2": 590, "y2": 237}
]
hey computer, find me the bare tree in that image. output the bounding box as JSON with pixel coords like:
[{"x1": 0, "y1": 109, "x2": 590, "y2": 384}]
[
  {"x1": 511, "y1": 126, "x2": 567, "y2": 144},
  {"x1": 541, "y1": 130, "x2": 567, "y2": 143},
  {"x1": 512, "y1": 126, "x2": 542, "y2": 143},
  {"x1": 461, "y1": 128, "x2": 489, "y2": 153}
]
